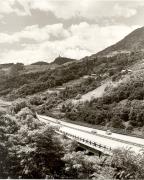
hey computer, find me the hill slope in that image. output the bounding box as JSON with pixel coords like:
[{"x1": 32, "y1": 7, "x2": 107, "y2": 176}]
[
  {"x1": 31, "y1": 61, "x2": 49, "y2": 65},
  {"x1": 52, "y1": 56, "x2": 76, "y2": 65},
  {"x1": 1, "y1": 26, "x2": 144, "y2": 136},
  {"x1": 96, "y1": 26, "x2": 144, "y2": 56},
  {"x1": 1, "y1": 26, "x2": 144, "y2": 100}
]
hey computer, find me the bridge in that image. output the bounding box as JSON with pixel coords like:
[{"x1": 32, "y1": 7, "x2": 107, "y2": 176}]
[{"x1": 37, "y1": 114, "x2": 144, "y2": 155}]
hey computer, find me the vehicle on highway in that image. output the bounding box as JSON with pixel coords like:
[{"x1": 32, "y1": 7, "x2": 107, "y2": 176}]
[
  {"x1": 52, "y1": 124, "x2": 61, "y2": 131},
  {"x1": 57, "y1": 120, "x2": 61, "y2": 124},
  {"x1": 106, "y1": 130, "x2": 112, "y2": 135},
  {"x1": 91, "y1": 130, "x2": 97, "y2": 134}
]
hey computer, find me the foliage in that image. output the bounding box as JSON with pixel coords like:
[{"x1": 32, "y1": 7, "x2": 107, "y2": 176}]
[
  {"x1": 9, "y1": 99, "x2": 29, "y2": 114},
  {"x1": 8, "y1": 127, "x2": 65, "y2": 178},
  {"x1": 62, "y1": 151, "x2": 100, "y2": 179},
  {"x1": 60, "y1": 77, "x2": 100, "y2": 100},
  {"x1": 1, "y1": 103, "x2": 144, "y2": 179},
  {"x1": 111, "y1": 148, "x2": 144, "y2": 179},
  {"x1": 53, "y1": 56, "x2": 75, "y2": 65},
  {"x1": 0, "y1": 106, "x2": 65, "y2": 179},
  {"x1": 63, "y1": 92, "x2": 144, "y2": 131},
  {"x1": 0, "y1": 112, "x2": 19, "y2": 178},
  {"x1": 9, "y1": 63, "x2": 24, "y2": 77},
  {"x1": 1, "y1": 50, "x2": 143, "y2": 99}
]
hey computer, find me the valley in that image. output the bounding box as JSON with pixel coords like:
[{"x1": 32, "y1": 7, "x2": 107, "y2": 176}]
[{"x1": 1, "y1": 25, "x2": 144, "y2": 179}]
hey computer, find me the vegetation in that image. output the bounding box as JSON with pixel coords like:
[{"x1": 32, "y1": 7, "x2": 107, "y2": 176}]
[
  {"x1": 60, "y1": 77, "x2": 101, "y2": 100},
  {"x1": 0, "y1": 50, "x2": 143, "y2": 100},
  {"x1": 52, "y1": 56, "x2": 75, "y2": 65},
  {"x1": 97, "y1": 26, "x2": 144, "y2": 56},
  {"x1": 31, "y1": 61, "x2": 49, "y2": 65},
  {"x1": 1, "y1": 101, "x2": 144, "y2": 179},
  {"x1": 1, "y1": 27, "x2": 144, "y2": 179},
  {"x1": 62, "y1": 95, "x2": 144, "y2": 133},
  {"x1": 7, "y1": 63, "x2": 144, "y2": 133}
]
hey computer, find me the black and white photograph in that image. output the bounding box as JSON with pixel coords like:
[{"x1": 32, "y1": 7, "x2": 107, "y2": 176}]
[{"x1": 1, "y1": 0, "x2": 144, "y2": 179}]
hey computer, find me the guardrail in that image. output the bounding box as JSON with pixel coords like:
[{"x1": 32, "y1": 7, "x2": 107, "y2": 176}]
[
  {"x1": 58, "y1": 130, "x2": 112, "y2": 154},
  {"x1": 37, "y1": 114, "x2": 144, "y2": 149},
  {"x1": 65, "y1": 119, "x2": 144, "y2": 139},
  {"x1": 37, "y1": 114, "x2": 112, "y2": 154}
]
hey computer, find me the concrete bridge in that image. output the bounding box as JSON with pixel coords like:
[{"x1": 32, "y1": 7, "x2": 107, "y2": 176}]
[{"x1": 37, "y1": 114, "x2": 144, "y2": 155}]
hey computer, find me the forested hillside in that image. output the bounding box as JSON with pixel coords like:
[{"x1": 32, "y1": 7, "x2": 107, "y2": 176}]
[
  {"x1": 52, "y1": 56, "x2": 76, "y2": 65},
  {"x1": 1, "y1": 48, "x2": 144, "y2": 134},
  {"x1": 0, "y1": 51, "x2": 143, "y2": 100},
  {"x1": 1, "y1": 25, "x2": 144, "y2": 179},
  {"x1": 96, "y1": 26, "x2": 144, "y2": 56},
  {"x1": 1, "y1": 0, "x2": 144, "y2": 179},
  {"x1": 1, "y1": 97, "x2": 144, "y2": 179},
  {"x1": 1, "y1": 28, "x2": 144, "y2": 135}
]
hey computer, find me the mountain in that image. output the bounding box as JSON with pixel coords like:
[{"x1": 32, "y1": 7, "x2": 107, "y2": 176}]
[
  {"x1": 52, "y1": 56, "x2": 76, "y2": 65},
  {"x1": 2, "y1": 26, "x2": 144, "y2": 135},
  {"x1": 96, "y1": 26, "x2": 144, "y2": 56},
  {"x1": 31, "y1": 61, "x2": 49, "y2": 65},
  {"x1": 1, "y1": 26, "x2": 144, "y2": 100},
  {"x1": 0, "y1": 63, "x2": 14, "y2": 69}
]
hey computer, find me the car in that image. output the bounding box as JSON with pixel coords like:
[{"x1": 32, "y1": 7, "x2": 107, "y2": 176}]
[
  {"x1": 106, "y1": 130, "x2": 112, "y2": 135},
  {"x1": 91, "y1": 130, "x2": 97, "y2": 134},
  {"x1": 75, "y1": 94, "x2": 82, "y2": 100},
  {"x1": 57, "y1": 120, "x2": 61, "y2": 124}
]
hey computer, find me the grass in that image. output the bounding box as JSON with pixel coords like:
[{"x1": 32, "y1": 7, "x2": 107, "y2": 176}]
[{"x1": 20, "y1": 64, "x2": 59, "y2": 74}]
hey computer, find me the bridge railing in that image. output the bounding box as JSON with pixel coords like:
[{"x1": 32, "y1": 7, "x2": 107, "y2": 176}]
[
  {"x1": 65, "y1": 119, "x2": 144, "y2": 139},
  {"x1": 59, "y1": 130, "x2": 112, "y2": 153},
  {"x1": 40, "y1": 113, "x2": 144, "y2": 139},
  {"x1": 37, "y1": 113, "x2": 144, "y2": 139},
  {"x1": 37, "y1": 114, "x2": 144, "y2": 149}
]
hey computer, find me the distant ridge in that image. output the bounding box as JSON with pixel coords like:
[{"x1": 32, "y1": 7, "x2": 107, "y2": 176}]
[
  {"x1": 31, "y1": 61, "x2": 49, "y2": 65},
  {"x1": 96, "y1": 26, "x2": 144, "y2": 56},
  {"x1": 52, "y1": 56, "x2": 76, "y2": 65},
  {"x1": 0, "y1": 63, "x2": 14, "y2": 69}
]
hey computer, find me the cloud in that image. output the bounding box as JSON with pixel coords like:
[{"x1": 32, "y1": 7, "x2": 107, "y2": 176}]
[
  {"x1": 0, "y1": 0, "x2": 140, "y2": 21},
  {"x1": 0, "y1": 1, "x2": 142, "y2": 65},
  {"x1": 0, "y1": 1, "x2": 15, "y2": 14},
  {"x1": 68, "y1": 22, "x2": 140, "y2": 53},
  {"x1": 114, "y1": 4, "x2": 137, "y2": 18},
  {"x1": 0, "y1": 23, "x2": 69, "y2": 44},
  {"x1": 17, "y1": 0, "x2": 32, "y2": 16},
  {"x1": 0, "y1": 0, "x2": 31, "y2": 16},
  {"x1": 0, "y1": 22, "x2": 140, "y2": 64},
  {"x1": 24, "y1": 0, "x2": 138, "y2": 20}
]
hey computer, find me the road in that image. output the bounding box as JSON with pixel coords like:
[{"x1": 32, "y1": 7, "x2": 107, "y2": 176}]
[
  {"x1": 37, "y1": 114, "x2": 144, "y2": 154},
  {"x1": 0, "y1": 99, "x2": 11, "y2": 107}
]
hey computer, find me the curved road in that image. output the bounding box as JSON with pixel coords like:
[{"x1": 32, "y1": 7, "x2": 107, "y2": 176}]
[{"x1": 37, "y1": 114, "x2": 144, "y2": 154}]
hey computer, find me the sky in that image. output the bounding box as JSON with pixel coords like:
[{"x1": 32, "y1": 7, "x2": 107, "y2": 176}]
[{"x1": 0, "y1": 0, "x2": 144, "y2": 64}]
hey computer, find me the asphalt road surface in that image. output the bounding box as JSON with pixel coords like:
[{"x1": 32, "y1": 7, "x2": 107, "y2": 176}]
[{"x1": 37, "y1": 114, "x2": 144, "y2": 154}]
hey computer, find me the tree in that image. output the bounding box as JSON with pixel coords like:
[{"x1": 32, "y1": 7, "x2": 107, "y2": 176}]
[
  {"x1": 8, "y1": 127, "x2": 65, "y2": 178},
  {"x1": 62, "y1": 151, "x2": 114, "y2": 179},
  {"x1": 0, "y1": 113, "x2": 19, "y2": 178},
  {"x1": 111, "y1": 148, "x2": 144, "y2": 179}
]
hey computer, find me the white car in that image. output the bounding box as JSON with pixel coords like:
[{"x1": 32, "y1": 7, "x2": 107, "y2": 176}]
[
  {"x1": 57, "y1": 120, "x2": 61, "y2": 124},
  {"x1": 91, "y1": 130, "x2": 97, "y2": 134},
  {"x1": 106, "y1": 130, "x2": 112, "y2": 135}
]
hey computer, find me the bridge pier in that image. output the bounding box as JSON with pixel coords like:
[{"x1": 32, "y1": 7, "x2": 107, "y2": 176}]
[{"x1": 78, "y1": 143, "x2": 104, "y2": 157}]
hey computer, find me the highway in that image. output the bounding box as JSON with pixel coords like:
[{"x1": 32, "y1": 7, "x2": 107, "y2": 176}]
[
  {"x1": 37, "y1": 114, "x2": 144, "y2": 154},
  {"x1": 0, "y1": 99, "x2": 11, "y2": 107}
]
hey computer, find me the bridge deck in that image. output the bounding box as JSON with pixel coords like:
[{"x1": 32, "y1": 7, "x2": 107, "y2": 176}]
[{"x1": 37, "y1": 114, "x2": 144, "y2": 154}]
